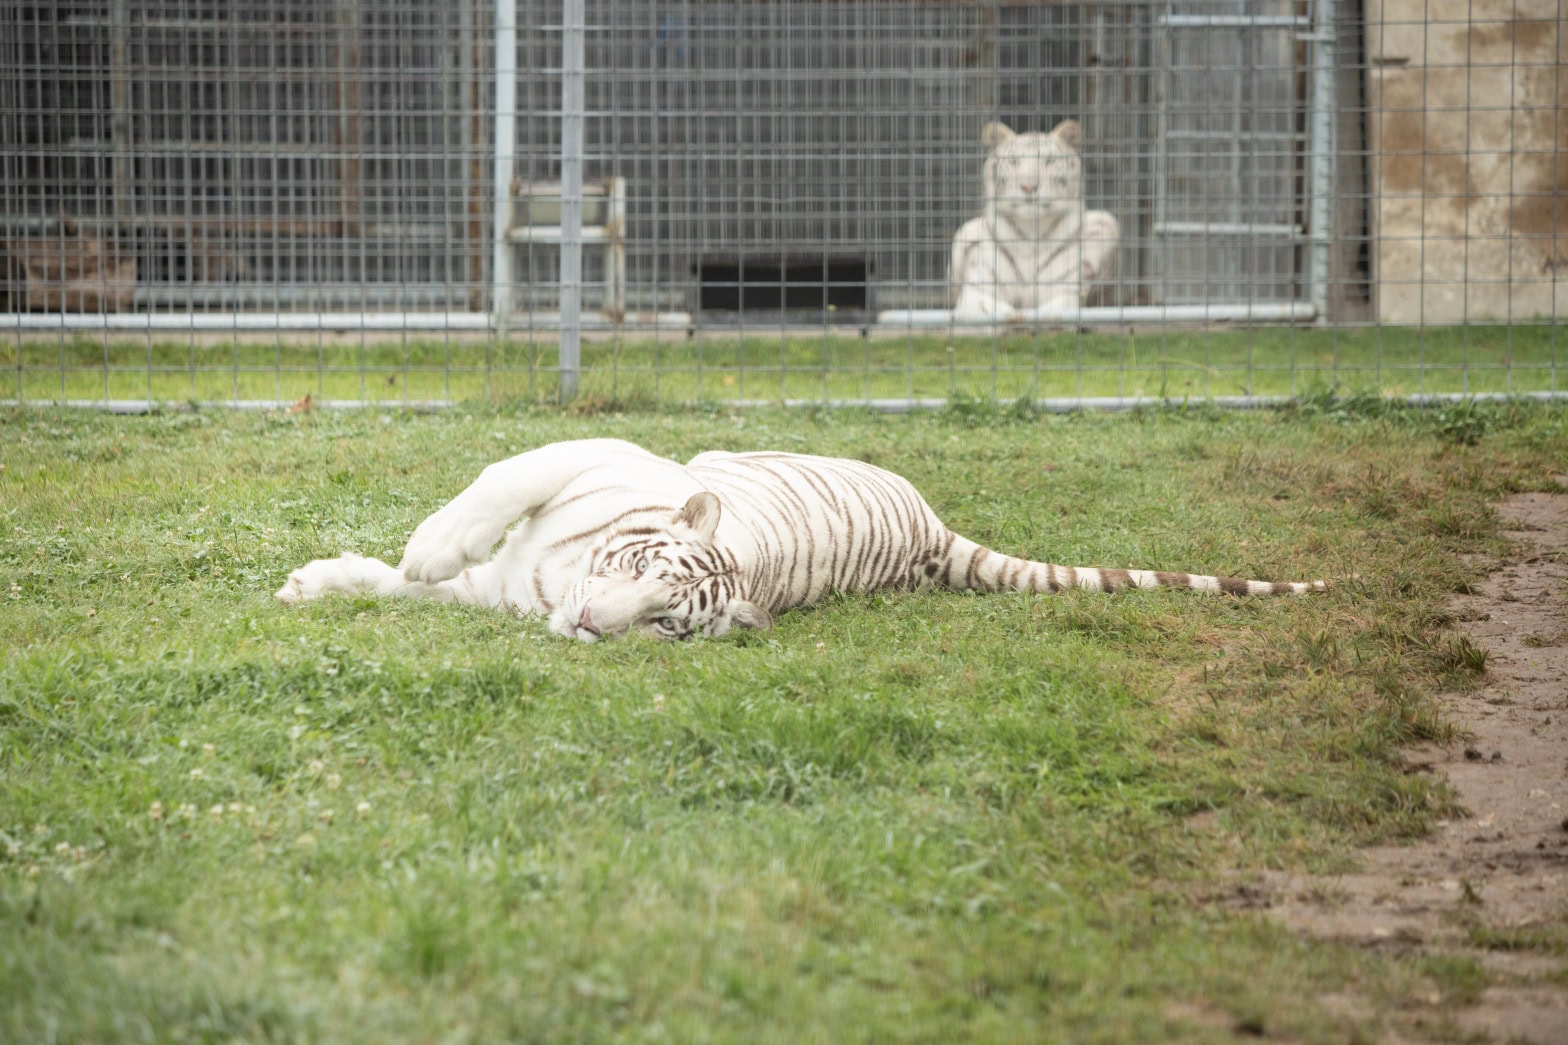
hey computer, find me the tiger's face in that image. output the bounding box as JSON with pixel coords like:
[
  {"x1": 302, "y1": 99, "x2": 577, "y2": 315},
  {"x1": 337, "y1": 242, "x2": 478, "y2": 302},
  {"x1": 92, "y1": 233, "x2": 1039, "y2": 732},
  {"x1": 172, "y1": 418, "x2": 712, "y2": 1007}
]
[
  {"x1": 982, "y1": 119, "x2": 1083, "y2": 227},
  {"x1": 549, "y1": 492, "x2": 771, "y2": 643}
]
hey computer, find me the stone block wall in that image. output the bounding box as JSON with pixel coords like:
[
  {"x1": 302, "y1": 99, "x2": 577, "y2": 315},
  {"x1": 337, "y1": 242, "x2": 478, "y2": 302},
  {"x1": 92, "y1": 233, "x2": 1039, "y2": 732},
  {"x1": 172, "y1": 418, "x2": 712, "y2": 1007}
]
[{"x1": 1367, "y1": 0, "x2": 1565, "y2": 323}]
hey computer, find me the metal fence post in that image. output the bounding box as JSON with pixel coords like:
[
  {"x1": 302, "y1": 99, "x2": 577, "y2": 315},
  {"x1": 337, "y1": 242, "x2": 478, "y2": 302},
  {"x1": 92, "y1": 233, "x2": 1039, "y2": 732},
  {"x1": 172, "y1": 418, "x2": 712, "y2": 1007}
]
[
  {"x1": 558, "y1": 0, "x2": 585, "y2": 400},
  {"x1": 491, "y1": 0, "x2": 517, "y2": 332},
  {"x1": 1305, "y1": 0, "x2": 1337, "y2": 320}
]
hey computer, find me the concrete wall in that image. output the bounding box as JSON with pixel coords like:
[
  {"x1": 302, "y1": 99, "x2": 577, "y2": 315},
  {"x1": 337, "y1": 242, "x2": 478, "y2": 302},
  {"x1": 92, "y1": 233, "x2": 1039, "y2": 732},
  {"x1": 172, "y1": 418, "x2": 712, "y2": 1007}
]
[{"x1": 1368, "y1": 0, "x2": 1566, "y2": 323}]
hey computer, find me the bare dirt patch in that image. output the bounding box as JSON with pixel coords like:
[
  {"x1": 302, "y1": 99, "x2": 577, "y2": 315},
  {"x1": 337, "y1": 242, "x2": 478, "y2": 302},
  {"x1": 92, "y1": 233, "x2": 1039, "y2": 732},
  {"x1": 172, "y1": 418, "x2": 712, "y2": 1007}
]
[{"x1": 1253, "y1": 484, "x2": 1568, "y2": 1043}]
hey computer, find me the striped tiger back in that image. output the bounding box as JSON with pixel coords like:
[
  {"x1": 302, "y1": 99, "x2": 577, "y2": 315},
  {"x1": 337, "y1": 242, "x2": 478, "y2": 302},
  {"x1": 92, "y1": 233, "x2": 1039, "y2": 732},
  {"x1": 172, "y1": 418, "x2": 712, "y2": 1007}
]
[{"x1": 689, "y1": 451, "x2": 953, "y2": 612}]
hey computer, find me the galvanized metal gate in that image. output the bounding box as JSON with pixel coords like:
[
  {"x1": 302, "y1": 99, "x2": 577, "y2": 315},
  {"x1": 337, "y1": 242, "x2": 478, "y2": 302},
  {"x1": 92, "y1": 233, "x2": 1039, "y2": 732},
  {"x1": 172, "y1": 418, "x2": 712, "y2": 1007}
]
[
  {"x1": 506, "y1": 0, "x2": 1339, "y2": 334},
  {"x1": 1153, "y1": 3, "x2": 1332, "y2": 310}
]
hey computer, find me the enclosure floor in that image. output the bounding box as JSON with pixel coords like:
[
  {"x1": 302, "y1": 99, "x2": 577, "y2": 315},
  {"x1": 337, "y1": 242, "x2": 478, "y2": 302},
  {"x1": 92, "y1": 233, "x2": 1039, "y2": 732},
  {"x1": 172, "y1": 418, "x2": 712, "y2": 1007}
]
[{"x1": 1251, "y1": 481, "x2": 1568, "y2": 1044}]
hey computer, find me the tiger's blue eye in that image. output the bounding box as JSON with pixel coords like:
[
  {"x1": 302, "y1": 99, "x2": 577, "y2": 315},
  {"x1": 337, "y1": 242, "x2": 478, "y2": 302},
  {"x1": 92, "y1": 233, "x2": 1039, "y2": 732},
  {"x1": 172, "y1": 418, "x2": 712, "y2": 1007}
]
[{"x1": 636, "y1": 558, "x2": 650, "y2": 574}]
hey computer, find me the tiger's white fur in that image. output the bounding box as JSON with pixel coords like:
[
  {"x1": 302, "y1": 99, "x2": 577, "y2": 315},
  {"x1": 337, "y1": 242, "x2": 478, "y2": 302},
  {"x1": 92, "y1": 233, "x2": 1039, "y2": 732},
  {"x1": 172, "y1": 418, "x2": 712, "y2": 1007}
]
[
  {"x1": 276, "y1": 439, "x2": 1324, "y2": 642},
  {"x1": 950, "y1": 120, "x2": 1120, "y2": 320}
]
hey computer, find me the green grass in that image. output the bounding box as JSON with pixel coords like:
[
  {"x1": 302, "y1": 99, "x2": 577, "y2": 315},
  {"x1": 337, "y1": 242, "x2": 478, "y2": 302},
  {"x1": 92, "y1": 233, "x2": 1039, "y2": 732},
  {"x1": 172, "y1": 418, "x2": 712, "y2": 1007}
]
[
  {"x1": 2, "y1": 399, "x2": 1565, "y2": 1041},
  {"x1": 5, "y1": 322, "x2": 1564, "y2": 405}
]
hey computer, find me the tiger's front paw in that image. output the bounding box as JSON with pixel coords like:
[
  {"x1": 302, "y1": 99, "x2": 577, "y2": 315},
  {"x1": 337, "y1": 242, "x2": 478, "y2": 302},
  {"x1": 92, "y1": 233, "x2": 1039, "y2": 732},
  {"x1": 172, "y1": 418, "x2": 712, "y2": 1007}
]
[
  {"x1": 398, "y1": 506, "x2": 507, "y2": 584},
  {"x1": 952, "y1": 291, "x2": 1013, "y2": 324},
  {"x1": 275, "y1": 554, "x2": 361, "y2": 604}
]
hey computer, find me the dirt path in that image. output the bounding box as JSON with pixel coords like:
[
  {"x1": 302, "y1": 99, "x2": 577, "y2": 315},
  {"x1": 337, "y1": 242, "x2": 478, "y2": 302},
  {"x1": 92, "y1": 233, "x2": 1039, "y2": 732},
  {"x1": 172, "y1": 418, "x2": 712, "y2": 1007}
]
[{"x1": 1258, "y1": 485, "x2": 1568, "y2": 1043}]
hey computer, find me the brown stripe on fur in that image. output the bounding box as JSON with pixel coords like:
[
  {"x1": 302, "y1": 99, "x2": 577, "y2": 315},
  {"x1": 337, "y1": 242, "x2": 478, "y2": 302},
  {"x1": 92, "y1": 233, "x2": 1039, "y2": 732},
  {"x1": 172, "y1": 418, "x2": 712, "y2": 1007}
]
[
  {"x1": 531, "y1": 561, "x2": 553, "y2": 613},
  {"x1": 1219, "y1": 576, "x2": 1252, "y2": 595},
  {"x1": 547, "y1": 513, "x2": 674, "y2": 553},
  {"x1": 530, "y1": 483, "x2": 655, "y2": 521},
  {"x1": 1155, "y1": 570, "x2": 1191, "y2": 588},
  {"x1": 965, "y1": 546, "x2": 988, "y2": 589}
]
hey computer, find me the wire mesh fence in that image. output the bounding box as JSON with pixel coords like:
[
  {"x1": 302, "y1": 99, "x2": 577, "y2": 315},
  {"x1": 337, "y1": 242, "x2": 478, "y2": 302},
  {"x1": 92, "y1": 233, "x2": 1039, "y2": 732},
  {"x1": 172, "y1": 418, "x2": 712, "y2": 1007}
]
[{"x1": 2, "y1": 0, "x2": 1563, "y2": 407}]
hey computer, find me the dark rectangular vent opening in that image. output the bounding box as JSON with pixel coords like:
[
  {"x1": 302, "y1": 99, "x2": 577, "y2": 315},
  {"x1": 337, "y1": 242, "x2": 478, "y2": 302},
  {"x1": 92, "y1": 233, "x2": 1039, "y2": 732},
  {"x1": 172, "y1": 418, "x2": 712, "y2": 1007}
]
[{"x1": 698, "y1": 256, "x2": 869, "y2": 312}]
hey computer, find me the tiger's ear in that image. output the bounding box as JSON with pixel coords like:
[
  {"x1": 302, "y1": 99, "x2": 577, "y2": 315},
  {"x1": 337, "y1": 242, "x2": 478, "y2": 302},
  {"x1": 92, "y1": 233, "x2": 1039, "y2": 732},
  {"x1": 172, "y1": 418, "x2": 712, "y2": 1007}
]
[
  {"x1": 708, "y1": 599, "x2": 771, "y2": 638},
  {"x1": 1050, "y1": 119, "x2": 1081, "y2": 152},
  {"x1": 673, "y1": 491, "x2": 722, "y2": 542},
  {"x1": 981, "y1": 121, "x2": 1015, "y2": 149}
]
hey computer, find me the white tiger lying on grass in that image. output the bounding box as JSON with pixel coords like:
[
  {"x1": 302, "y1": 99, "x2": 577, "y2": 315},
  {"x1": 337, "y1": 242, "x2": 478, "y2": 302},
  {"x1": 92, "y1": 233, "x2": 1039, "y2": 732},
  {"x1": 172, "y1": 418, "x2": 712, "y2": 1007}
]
[
  {"x1": 950, "y1": 119, "x2": 1120, "y2": 320},
  {"x1": 276, "y1": 439, "x2": 1325, "y2": 642}
]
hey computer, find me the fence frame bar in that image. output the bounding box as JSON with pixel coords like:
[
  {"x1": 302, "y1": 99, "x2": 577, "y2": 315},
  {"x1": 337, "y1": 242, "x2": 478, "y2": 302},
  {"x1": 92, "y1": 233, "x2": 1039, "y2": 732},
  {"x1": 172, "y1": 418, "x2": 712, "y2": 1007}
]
[
  {"x1": 1304, "y1": 0, "x2": 1337, "y2": 319},
  {"x1": 490, "y1": 0, "x2": 518, "y2": 331},
  {"x1": 557, "y1": 0, "x2": 586, "y2": 399}
]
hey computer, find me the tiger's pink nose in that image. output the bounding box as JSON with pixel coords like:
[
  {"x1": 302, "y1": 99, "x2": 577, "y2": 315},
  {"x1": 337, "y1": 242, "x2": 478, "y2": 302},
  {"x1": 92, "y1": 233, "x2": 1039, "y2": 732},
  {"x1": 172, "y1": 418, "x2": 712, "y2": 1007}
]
[
  {"x1": 577, "y1": 605, "x2": 600, "y2": 637},
  {"x1": 1019, "y1": 183, "x2": 1037, "y2": 195}
]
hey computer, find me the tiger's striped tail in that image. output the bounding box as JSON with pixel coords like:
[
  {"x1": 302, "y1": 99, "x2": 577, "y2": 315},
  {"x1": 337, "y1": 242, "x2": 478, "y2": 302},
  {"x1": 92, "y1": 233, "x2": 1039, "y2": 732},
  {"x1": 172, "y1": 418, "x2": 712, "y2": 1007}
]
[{"x1": 939, "y1": 534, "x2": 1325, "y2": 596}]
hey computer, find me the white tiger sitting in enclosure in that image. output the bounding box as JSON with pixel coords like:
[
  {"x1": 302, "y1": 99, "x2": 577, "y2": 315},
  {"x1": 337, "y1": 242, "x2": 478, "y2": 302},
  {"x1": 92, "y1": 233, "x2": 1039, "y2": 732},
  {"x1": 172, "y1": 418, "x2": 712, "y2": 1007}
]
[
  {"x1": 949, "y1": 119, "x2": 1120, "y2": 320},
  {"x1": 275, "y1": 439, "x2": 1324, "y2": 642}
]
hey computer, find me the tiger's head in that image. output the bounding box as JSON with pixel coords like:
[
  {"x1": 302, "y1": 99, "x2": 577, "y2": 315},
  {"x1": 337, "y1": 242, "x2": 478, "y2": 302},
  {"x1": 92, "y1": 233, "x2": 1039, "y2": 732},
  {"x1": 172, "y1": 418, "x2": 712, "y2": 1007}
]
[
  {"x1": 981, "y1": 119, "x2": 1083, "y2": 229},
  {"x1": 549, "y1": 492, "x2": 772, "y2": 643}
]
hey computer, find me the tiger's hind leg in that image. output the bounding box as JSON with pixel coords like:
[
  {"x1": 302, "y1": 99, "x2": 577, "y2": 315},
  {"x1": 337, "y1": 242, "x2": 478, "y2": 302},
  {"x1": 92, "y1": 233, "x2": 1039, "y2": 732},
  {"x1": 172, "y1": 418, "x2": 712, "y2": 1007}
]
[{"x1": 399, "y1": 438, "x2": 666, "y2": 584}]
